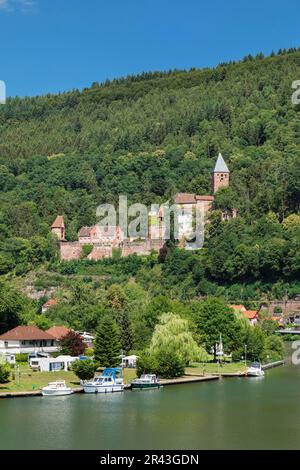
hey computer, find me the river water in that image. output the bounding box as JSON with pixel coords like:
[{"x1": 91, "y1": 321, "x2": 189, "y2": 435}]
[{"x1": 1, "y1": 356, "x2": 300, "y2": 450}]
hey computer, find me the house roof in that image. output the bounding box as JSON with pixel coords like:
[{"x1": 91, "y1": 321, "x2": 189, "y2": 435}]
[
  {"x1": 243, "y1": 310, "x2": 258, "y2": 320},
  {"x1": 230, "y1": 304, "x2": 247, "y2": 312},
  {"x1": 175, "y1": 193, "x2": 214, "y2": 204},
  {"x1": 78, "y1": 226, "x2": 92, "y2": 237},
  {"x1": 42, "y1": 299, "x2": 58, "y2": 309},
  {"x1": 0, "y1": 326, "x2": 55, "y2": 341},
  {"x1": 213, "y1": 153, "x2": 230, "y2": 173},
  {"x1": 174, "y1": 193, "x2": 197, "y2": 204},
  {"x1": 51, "y1": 215, "x2": 65, "y2": 228},
  {"x1": 195, "y1": 195, "x2": 215, "y2": 202},
  {"x1": 46, "y1": 326, "x2": 71, "y2": 340}
]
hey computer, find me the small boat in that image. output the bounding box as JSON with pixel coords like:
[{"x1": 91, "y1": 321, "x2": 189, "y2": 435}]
[
  {"x1": 247, "y1": 362, "x2": 265, "y2": 377},
  {"x1": 131, "y1": 374, "x2": 161, "y2": 390},
  {"x1": 41, "y1": 380, "x2": 74, "y2": 396},
  {"x1": 83, "y1": 368, "x2": 124, "y2": 393}
]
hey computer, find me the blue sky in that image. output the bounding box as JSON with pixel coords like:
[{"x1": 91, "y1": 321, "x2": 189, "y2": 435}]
[{"x1": 0, "y1": 0, "x2": 300, "y2": 97}]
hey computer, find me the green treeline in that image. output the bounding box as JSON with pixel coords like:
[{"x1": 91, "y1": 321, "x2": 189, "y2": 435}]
[{"x1": 0, "y1": 48, "x2": 299, "y2": 293}]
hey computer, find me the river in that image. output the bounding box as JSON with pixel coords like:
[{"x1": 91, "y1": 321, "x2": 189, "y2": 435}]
[{"x1": 1, "y1": 355, "x2": 300, "y2": 450}]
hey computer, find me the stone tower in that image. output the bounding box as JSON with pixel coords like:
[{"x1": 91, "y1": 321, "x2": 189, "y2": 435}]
[
  {"x1": 51, "y1": 215, "x2": 65, "y2": 241},
  {"x1": 212, "y1": 153, "x2": 230, "y2": 194}
]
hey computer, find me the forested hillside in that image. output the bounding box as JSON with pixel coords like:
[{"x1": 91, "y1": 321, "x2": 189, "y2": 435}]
[{"x1": 0, "y1": 48, "x2": 300, "y2": 299}]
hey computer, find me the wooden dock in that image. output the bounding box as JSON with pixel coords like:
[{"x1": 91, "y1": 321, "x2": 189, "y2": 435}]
[
  {"x1": 262, "y1": 360, "x2": 285, "y2": 370},
  {"x1": 159, "y1": 375, "x2": 219, "y2": 386}
]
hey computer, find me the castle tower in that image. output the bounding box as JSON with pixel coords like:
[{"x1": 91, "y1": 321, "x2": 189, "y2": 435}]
[
  {"x1": 51, "y1": 215, "x2": 65, "y2": 241},
  {"x1": 212, "y1": 153, "x2": 230, "y2": 193}
]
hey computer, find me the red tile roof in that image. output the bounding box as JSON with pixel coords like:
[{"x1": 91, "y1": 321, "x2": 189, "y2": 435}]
[
  {"x1": 42, "y1": 299, "x2": 58, "y2": 309},
  {"x1": 230, "y1": 305, "x2": 258, "y2": 320},
  {"x1": 46, "y1": 326, "x2": 71, "y2": 340},
  {"x1": 0, "y1": 326, "x2": 55, "y2": 341},
  {"x1": 243, "y1": 310, "x2": 258, "y2": 320},
  {"x1": 195, "y1": 195, "x2": 215, "y2": 202},
  {"x1": 230, "y1": 304, "x2": 247, "y2": 312},
  {"x1": 174, "y1": 193, "x2": 197, "y2": 204},
  {"x1": 174, "y1": 193, "x2": 215, "y2": 204},
  {"x1": 51, "y1": 215, "x2": 65, "y2": 228}
]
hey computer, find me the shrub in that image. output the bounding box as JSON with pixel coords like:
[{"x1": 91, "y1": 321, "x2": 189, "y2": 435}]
[
  {"x1": 15, "y1": 353, "x2": 28, "y2": 363},
  {"x1": 60, "y1": 331, "x2": 85, "y2": 356},
  {"x1": 72, "y1": 359, "x2": 97, "y2": 381},
  {"x1": 155, "y1": 349, "x2": 185, "y2": 378},
  {"x1": 81, "y1": 244, "x2": 93, "y2": 259},
  {"x1": 136, "y1": 352, "x2": 159, "y2": 377},
  {"x1": 0, "y1": 363, "x2": 11, "y2": 383},
  {"x1": 84, "y1": 347, "x2": 94, "y2": 357},
  {"x1": 136, "y1": 349, "x2": 185, "y2": 379}
]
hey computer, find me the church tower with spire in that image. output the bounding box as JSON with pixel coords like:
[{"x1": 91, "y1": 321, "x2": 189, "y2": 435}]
[{"x1": 212, "y1": 153, "x2": 230, "y2": 193}]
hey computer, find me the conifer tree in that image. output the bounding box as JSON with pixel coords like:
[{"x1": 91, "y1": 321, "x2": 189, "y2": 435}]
[
  {"x1": 118, "y1": 310, "x2": 133, "y2": 354},
  {"x1": 93, "y1": 316, "x2": 121, "y2": 367}
]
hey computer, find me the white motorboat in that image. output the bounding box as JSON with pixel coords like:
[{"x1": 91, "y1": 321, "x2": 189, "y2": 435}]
[
  {"x1": 83, "y1": 368, "x2": 124, "y2": 393},
  {"x1": 247, "y1": 362, "x2": 265, "y2": 377},
  {"x1": 41, "y1": 380, "x2": 74, "y2": 396},
  {"x1": 131, "y1": 374, "x2": 161, "y2": 390}
]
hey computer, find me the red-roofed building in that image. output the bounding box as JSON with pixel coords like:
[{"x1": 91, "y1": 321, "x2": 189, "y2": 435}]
[
  {"x1": 230, "y1": 305, "x2": 258, "y2": 325},
  {"x1": 0, "y1": 326, "x2": 59, "y2": 355},
  {"x1": 41, "y1": 298, "x2": 58, "y2": 314},
  {"x1": 51, "y1": 215, "x2": 65, "y2": 241},
  {"x1": 231, "y1": 305, "x2": 247, "y2": 313},
  {"x1": 78, "y1": 224, "x2": 124, "y2": 246},
  {"x1": 46, "y1": 326, "x2": 71, "y2": 341}
]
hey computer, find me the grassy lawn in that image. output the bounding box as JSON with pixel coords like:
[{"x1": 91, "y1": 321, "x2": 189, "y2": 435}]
[
  {"x1": 186, "y1": 361, "x2": 247, "y2": 375},
  {"x1": 0, "y1": 366, "x2": 137, "y2": 393}
]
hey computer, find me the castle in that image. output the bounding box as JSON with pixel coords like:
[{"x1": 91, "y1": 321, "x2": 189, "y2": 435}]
[{"x1": 52, "y1": 153, "x2": 233, "y2": 261}]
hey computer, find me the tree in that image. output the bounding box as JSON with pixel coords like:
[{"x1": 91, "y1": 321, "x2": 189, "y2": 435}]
[
  {"x1": 93, "y1": 316, "x2": 121, "y2": 367},
  {"x1": 118, "y1": 310, "x2": 133, "y2": 354},
  {"x1": 150, "y1": 312, "x2": 206, "y2": 365},
  {"x1": 192, "y1": 298, "x2": 243, "y2": 360},
  {"x1": 105, "y1": 285, "x2": 127, "y2": 310},
  {"x1": 136, "y1": 348, "x2": 184, "y2": 379},
  {"x1": 136, "y1": 352, "x2": 159, "y2": 377},
  {"x1": 72, "y1": 359, "x2": 97, "y2": 381},
  {"x1": 155, "y1": 348, "x2": 185, "y2": 378},
  {"x1": 0, "y1": 363, "x2": 10, "y2": 383},
  {"x1": 243, "y1": 326, "x2": 265, "y2": 362},
  {"x1": 262, "y1": 335, "x2": 284, "y2": 362},
  {"x1": 60, "y1": 331, "x2": 85, "y2": 356},
  {"x1": 0, "y1": 283, "x2": 26, "y2": 334}
]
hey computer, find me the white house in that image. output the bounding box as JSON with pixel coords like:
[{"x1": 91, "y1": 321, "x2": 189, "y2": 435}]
[
  {"x1": 121, "y1": 355, "x2": 138, "y2": 368},
  {"x1": 0, "y1": 325, "x2": 59, "y2": 355},
  {"x1": 29, "y1": 355, "x2": 78, "y2": 372}
]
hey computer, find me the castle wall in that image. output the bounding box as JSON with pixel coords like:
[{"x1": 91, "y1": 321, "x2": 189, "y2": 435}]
[
  {"x1": 87, "y1": 245, "x2": 113, "y2": 260},
  {"x1": 122, "y1": 240, "x2": 164, "y2": 257},
  {"x1": 60, "y1": 242, "x2": 82, "y2": 260},
  {"x1": 60, "y1": 240, "x2": 165, "y2": 261}
]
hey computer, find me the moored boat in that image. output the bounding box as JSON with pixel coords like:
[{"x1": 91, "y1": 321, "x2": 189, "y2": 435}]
[
  {"x1": 41, "y1": 380, "x2": 74, "y2": 396},
  {"x1": 247, "y1": 362, "x2": 265, "y2": 377},
  {"x1": 83, "y1": 368, "x2": 124, "y2": 393},
  {"x1": 131, "y1": 374, "x2": 161, "y2": 390}
]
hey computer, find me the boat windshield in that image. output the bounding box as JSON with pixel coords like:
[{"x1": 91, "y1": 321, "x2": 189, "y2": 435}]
[{"x1": 250, "y1": 362, "x2": 261, "y2": 369}]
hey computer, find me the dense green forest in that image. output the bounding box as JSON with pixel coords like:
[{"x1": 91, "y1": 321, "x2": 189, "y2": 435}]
[{"x1": 0, "y1": 47, "x2": 300, "y2": 306}]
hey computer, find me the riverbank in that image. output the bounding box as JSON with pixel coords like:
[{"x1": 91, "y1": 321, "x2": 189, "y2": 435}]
[{"x1": 0, "y1": 360, "x2": 285, "y2": 398}]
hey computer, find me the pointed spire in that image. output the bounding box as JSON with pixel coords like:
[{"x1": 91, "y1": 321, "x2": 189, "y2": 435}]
[{"x1": 213, "y1": 153, "x2": 229, "y2": 173}]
